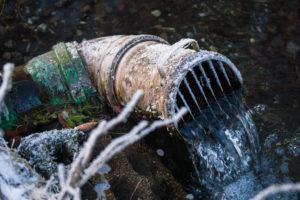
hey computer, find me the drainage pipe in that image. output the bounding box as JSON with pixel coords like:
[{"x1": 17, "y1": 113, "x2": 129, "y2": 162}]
[{"x1": 1, "y1": 35, "x2": 242, "y2": 131}]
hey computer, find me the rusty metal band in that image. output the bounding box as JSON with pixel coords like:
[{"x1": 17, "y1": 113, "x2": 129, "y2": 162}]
[
  {"x1": 53, "y1": 42, "x2": 96, "y2": 103},
  {"x1": 107, "y1": 35, "x2": 169, "y2": 112}
]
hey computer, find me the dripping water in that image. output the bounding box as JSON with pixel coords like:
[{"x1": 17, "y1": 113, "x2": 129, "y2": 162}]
[{"x1": 175, "y1": 59, "x2": 260, "y2": 199}]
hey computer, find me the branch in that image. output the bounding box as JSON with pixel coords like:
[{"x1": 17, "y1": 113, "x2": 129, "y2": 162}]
[
  {"x1": 251, "y1": 182, "x2": 300, "y2": 200},
  {"x1": 0, "y1": 63, "x2": 14, "y2": 111},
  {"x1": 55, "y1": 89, "x2": 186, "y2": 199}
]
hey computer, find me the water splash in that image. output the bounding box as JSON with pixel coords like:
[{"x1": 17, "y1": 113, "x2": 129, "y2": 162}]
[{"x1": 180, "y1": 90, "x2": 260, "y2": 197}]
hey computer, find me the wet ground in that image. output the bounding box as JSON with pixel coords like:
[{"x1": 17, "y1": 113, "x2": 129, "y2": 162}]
[{"x1": 0, "y1": 0, "x2": 299, "y2": 199}]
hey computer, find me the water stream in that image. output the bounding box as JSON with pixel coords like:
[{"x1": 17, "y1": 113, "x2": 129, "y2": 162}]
[{"x1": 179, "y1": 89, "x2": 298, "y2": 199}]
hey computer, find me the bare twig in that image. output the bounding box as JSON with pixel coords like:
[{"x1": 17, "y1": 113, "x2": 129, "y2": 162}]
[
  {"x1": 63, "y1": 90, "x2": 144, "y2": 190},
  {"x1": 55, "y1": 88, "x2": 186, "y2": 200},
  {"x1": 250, "y1": 182, "x2": 300, "y2": 200},
  {"x1": 0, "y1": 63, "x2": 14, "y2": 111},
  {"x1": 79, "y1": 107, "x2": 186, "y2": 186}
]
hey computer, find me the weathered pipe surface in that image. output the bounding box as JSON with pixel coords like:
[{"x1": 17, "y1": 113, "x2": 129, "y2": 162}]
[
  {"x1": 78, "y1": 35, "x2": 242, "y2": 124},
  {"x1": 1, "y1": 34, "x2": 242, "y2": 131}
]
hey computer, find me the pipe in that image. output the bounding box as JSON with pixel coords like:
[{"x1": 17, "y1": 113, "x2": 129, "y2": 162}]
[{"x1": 0, "y1": 34, "x2": 242, "y2": 131}]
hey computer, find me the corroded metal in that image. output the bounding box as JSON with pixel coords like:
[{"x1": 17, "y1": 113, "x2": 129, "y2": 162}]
[
  {"x1": 25, "y1": 41, "x2": 96, "y2": 105},
  {"x1": 78, "y1": 35, "x2": 242, "y2": 125},
  {"x1": 1, "y1": 34, "x2": 242, "y2": 133},
  {"x1": 25, "y1": 50, "x2": 70, "y2": 104},
  {"x1": 0, "y1": 42, "x2": 97, "y2": 130},
  {"x1": 78, "y1": 35, "x2": 169, "y2": 112}
]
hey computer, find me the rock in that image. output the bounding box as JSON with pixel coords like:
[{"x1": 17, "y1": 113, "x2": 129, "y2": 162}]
[
  {"x1": 198, "y1": 12, "x2": 206, "y2": 17},
  {"x1": 156, "y1": 149, "x2": 165, "y2": 157},
  {"x1": 36, "y1": 23, "x2": 48, "y2": 32},
  {"x1": 209, "y1": 45, "x2": 218, "y2": 51},
  {"x1": 76, "y1": 29, "x2": 83, "y2": 37},
  {"x1": 151, "y1": 9, "x2": 161, "y2": 18},
  {"x1": 250, "y1": 38, "x2": 256, "y2": 43},
  {"x1": 18, "y1": 129, "x2": 86, "y2": 178},
  {"x1": 186, "y1": 32, "x2": 194, "y2": 37},
  {"x1": 186, "y1": 194, "x2": 194, "y2": 199}
]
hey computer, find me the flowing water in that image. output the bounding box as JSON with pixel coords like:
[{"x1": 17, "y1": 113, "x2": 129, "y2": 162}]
[
  {"x1": 179, "y1": 89, "x2": 298, "y2": 199},
  {"x1": 179, "y1": 89, "x2": 258, "y2": 198}
]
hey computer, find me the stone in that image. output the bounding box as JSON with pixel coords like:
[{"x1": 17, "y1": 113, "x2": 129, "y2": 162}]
[
  {"x1": 156, "y1": 149, "x2": 165, "y2": 157},
  {"x1": 151, "y1": 10, "x2": 161, "y2": 17}
]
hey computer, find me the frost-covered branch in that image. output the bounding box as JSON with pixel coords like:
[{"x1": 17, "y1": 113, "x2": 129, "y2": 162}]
[
  {"x1": 61, "y1": 90, "x2": 144, "y2": 191},
  {"x1": 0, "y1": 63, "x2": 14, "y2": 111},
  {"x1": 251, "y1": 182, "x2": 300, "y2": 200},
  {"x1": 79, "y1": 108, "x2": 186, "y2": 186},
  {"x1": 56, "y1": 89, "x2": 187, "y2": 199}
]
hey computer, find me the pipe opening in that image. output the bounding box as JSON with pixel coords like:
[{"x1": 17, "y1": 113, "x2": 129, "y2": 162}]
[{"x1": 174, "y1": 58, "x2": 242, "y2": 127}]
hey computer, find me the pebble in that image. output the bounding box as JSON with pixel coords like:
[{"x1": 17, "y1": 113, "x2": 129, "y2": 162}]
[
  {"x1": 209, "y1": 45, "x2": 218, "y2": 51},
  {"x1": 198, "y1": 12, "x2": 206, "y2": 17},
  {"x1": 250, "y1": 38, "x2": 256, "y2": 43},
  {"x1": 36, "y1": 23, "x2": 47, "y2": 32},
  {"x1": 252, "y1": 104, "x2": 266, "y2": 115},
  {"x1": 27, "y1": 19, "x2": 33, "y2": 25},
  {"x1": 151, "y1": 10, "x2": 161, "y2": 17},
  {"x1": 156, "y1": 149, "x2": 165, "y2": 157},
  {"x1": 76, "y1": 30, "x2": 83, "y2": 36},
  {"x1": 186, "y1": 32, "x2": 194, "y2": 37},
  {"x1": 186, "y1": 194, "x2": 194, "y2": 199}
]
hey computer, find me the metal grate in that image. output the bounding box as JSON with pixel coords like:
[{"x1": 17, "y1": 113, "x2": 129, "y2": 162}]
[{"x1": 174, "y1": 58, "x2": 242, "y2": 129}]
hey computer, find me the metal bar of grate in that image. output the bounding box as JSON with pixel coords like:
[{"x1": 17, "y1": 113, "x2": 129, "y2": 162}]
[
  {"x1": 217, "y1": 60, "x2": 241, "y2": 103},
  {"x1": 208, "y1": 60, "x2": 225, "y2": 93},
  {"x1": 190, "y1": 68, "x2": 220, "y2": 121},
  {"x1": 198, "y1": 62, "x2": 230, "y2": 119},
  {"x1": 217, "y1": 60, "x2": 233, "y2": 89},
  {"x1": 183, "y1": 77, "x2": 202, "y2": 112},
  {"x1": 177, "y1": 90, "x2": 207, "y2": 135},
  {"x1": 175, "y1": 105, "x2": 199, "y2": 138}
]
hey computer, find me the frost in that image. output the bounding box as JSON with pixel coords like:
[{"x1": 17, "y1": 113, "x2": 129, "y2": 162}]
[
  {"x1": 18, "y1": 129, "x2": 85, "y2": 178},
  {"x1": 0, "y1": 140, "x2": 43, "y2": 200}
]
